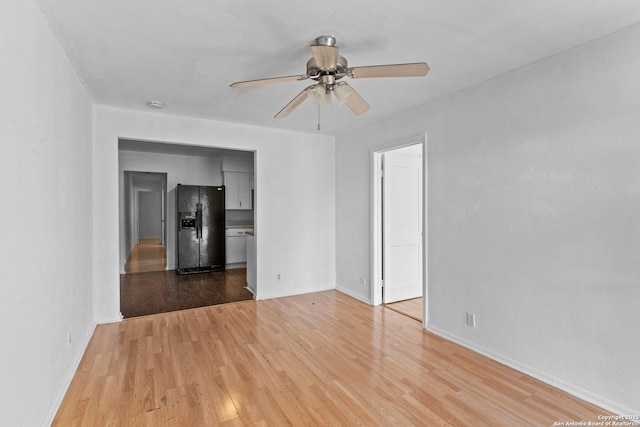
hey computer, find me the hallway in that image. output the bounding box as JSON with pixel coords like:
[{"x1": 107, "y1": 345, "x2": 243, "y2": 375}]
[{"x1": 124, "y1": 238, "x2": 166, "y2": 273}]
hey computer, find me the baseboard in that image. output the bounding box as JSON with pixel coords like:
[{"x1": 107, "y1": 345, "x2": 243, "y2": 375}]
[
  {"x1": 256, "y1": 284, "x2": 336, "y2": 301},
  {"x1": 335, "y1": 286, "x2": 371, "y2": 304},
  {"x1": 427, "y1": 325, "x2": 639, "y2": 419},
  {"x1": 225, "y1": 263, "x2": 247, "y2": 270},
  {"x1": 43, "y1": 322, "x2": 96, "y2": 427},
  {"x1": 94, "y1": 311, "x2": 124, "y2": 325}
]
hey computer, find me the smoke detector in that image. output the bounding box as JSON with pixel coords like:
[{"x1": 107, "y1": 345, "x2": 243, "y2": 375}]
[{"x1": 146, "y1": 100, "x2": 165, "y2": 109}]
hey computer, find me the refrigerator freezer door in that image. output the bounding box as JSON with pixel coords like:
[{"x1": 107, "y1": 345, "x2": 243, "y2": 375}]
[{"x1": 177, "y1": 185, "x2": 200, "y2": 272}]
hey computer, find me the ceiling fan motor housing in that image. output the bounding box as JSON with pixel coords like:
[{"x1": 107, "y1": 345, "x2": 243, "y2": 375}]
[
  {"x1": 306, "y1": 56, "x2": 348, "y2": 82},
  {"x1": 314, "y1": 35, "x2": 336, "y2": 46}
]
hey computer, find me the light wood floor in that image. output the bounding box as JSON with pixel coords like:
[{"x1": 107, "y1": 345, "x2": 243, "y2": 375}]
[
  {"x1": 384, "y1": 297, "x2": 423, "y2": 322},
  {"x1": 125, "y1": 238, "x2": 167, "y2": 274},
  {"x1": 54, "y1": 291, "x2": 609, "y2": 426}
]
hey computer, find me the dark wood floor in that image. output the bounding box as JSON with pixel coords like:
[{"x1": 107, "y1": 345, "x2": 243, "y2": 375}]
[{"x1": 120, "y1": 268, "x2": 253, "y2": 318}]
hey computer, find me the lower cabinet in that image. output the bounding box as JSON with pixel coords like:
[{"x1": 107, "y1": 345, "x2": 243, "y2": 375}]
[{"x1": 225, "y1": 228, "x2": 253, "y2": 265}]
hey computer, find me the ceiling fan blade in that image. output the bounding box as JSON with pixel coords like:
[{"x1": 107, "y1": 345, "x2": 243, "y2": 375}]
[
  {"x1": 339, "y1": 83, "x2": 370, "y2": 116},
  {"x1": 310, "y1": 45, "x2": 339, "y2": 71},
  {"x1": 275, "y1": 85, "x2": 315, "y2": 119},
  {"x1": 347, "y1": 62, "x2": 430, "y2": 79},
  {"x1": 230, "y1": 74, "x2": 308, "y2": 88}
]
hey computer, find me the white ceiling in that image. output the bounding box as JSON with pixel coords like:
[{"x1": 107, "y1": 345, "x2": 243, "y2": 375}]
[{"x1": 37, "y1": 0, "x2": 640, "y2": 136}]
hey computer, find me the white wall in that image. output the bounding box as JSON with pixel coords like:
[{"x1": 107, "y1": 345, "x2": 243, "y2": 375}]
[
  {"x1": 94, "y1": 107, "x2": 336, "y2": 321},
  {"x1": 119, "y1": 150, "x2": 222, "y2": 271},
  {"x1": 0, "y1": 1, "x2": 95, "y2": 425},
  {"x1": 336, "y1": 25, "x2": 640, "y2": 414}
]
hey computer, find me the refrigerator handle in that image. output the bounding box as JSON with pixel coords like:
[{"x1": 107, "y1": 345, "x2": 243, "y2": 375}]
[{"x1": 196, "y1": 203, "x2": 202, "y2": 239}]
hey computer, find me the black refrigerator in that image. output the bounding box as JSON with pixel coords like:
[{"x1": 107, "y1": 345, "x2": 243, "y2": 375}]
[{"x1": 176, "y1": 184, "x2": 225, "y2": 274}]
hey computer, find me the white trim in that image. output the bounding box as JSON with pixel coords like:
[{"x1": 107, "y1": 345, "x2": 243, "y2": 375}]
[
  {"x1": 134, "y1": 188, "x2": 140, "y2": 243},
  {"x1": 255, "y1": 285, "x2": 336, "y2": 301},
  {"x1": 161, "y1": 186, "x2": 166, "y2": 245},
  {"x1": 336, "y1": 286, "x2": 371, "y2": 304},
  {"x1": 371, "y1": 151, "x2": 383, "y2": 306},
  {"x1": 427, "y1": 325, "x2": 640, "y2": 419},
  {"x1": 370, "y1": 134, "x2": 428, "y2": 329},
  {"x1": 95, "y1": 311, "x2": 124, "y2": 325},
  {"x1": 44, "y1": 323, "x2": 96, "y2": 427}
]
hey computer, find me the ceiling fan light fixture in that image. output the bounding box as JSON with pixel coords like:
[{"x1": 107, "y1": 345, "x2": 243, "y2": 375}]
[
  {"x1": 310, "y1": 85, "x2": 332, "y2": 107},
  {"x1": 332, "y1": 83, "x2": 352, "y2": 105}
]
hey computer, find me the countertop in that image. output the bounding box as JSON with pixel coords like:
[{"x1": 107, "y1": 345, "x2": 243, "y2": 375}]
[{"x1": 225, "y1": 221, "x2": 254, "y2": 229}]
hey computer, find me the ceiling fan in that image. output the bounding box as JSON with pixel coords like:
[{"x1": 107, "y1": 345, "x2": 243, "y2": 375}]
[{"x1": 230, "y1": 35, "x2": 430, "y2": 119}]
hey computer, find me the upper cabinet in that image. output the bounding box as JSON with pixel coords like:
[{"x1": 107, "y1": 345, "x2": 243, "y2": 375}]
[
  {"x1": 221, "y1": 155, "x2": 254, "y2": 210},
  {"x1": 224, "y1": 171, "x2": 253, "y2": 210}
]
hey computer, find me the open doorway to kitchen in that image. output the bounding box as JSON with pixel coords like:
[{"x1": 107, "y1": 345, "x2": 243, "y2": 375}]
[
  {"x1": 118, "y1": 139, "x2": 256, "y2": 318},
  {"x1": 372, "y1": 136, "x2": 427, "y2": 326}
]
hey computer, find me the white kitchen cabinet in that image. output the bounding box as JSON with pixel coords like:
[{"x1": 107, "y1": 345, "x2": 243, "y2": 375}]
[
  {"x1": 226, "y1": 228, "x2": 252, "y2": 266},
  {"x1": 224, "y1": 172, "x2": 253, "y2": 210}
]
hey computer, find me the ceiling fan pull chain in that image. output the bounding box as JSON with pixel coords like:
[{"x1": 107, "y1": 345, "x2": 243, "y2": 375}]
[{"x1": 317, "y1": 104, "x2": 321, "y2": 131}]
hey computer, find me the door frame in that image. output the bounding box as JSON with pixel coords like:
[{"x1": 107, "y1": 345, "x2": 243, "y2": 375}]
[
  {"x1": 371, "y1": 134, "x2": 428, "y2": 328},
  {"x1": 134, "y1": 188, "x2": 140, "y2": 243},
  {"x1": 122, "y1": 171, "x2": 168, "y2": 271}
]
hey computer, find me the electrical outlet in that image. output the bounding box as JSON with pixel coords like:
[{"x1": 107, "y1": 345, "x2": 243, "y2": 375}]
[
  {"x1": 466, "y1": 312, "x2": 477, "y2": 328},
  {"x1": 276, "y1": 273, "x2": 281, "y2": 281},
  {"x1": 360, "y1": 276, "x2": 366, "y2": 287}
]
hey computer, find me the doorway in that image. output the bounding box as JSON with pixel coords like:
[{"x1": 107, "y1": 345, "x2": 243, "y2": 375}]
[
  {"x1": 118, "y1": 140, "x2": 257, "y2": 318},
  {"x1": 123, "y1": 171, "x2": 168, "y2": 273},
  {"x1": 372, "y1": 137, "x2": 426, "y2": 326}
]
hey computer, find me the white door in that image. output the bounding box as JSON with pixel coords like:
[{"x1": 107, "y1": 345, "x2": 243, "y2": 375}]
[{"x1": 382, "y1": 145, "x2": 423, "y2": 303}]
